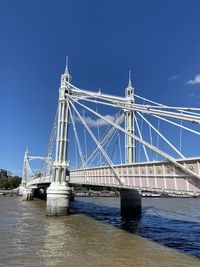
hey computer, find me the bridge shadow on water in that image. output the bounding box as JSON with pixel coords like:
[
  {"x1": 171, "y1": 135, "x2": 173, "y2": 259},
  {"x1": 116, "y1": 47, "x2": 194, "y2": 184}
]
[{"x1": 70, "y1": 198, "x2": 200, "y2": 259}]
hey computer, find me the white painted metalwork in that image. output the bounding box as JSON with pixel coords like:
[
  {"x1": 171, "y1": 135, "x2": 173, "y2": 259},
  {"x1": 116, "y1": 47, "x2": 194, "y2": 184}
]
[
  {"x1": 69, "y1": 99, "x2": 200, "y2": 180},
  {"x1": 137, "y1": 112, "x2": 185, "y2": 159},
  {"x1": 24, "y1": 64, "x2": 200, "y2": 196},
  {"x1": 69, "y1": 100, "x2": 123, "y2": 185},
  {"x1": 68, "y1": 105, "x2": 86, "y2": 168},
  {"x1": 125, "y1": 71, "x2": 135, "y2": 163},
  {"x1": 134, "y1": 116, "x2": 149, "y2": 161}
]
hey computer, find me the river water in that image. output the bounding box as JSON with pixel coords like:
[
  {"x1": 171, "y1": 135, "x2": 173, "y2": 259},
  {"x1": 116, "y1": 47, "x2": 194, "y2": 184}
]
[{"x1": 0, "y1": 196, "x2": 199, "y2": 267}]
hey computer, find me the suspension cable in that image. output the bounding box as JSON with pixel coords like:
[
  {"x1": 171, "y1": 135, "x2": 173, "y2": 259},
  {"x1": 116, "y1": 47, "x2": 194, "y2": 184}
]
[
  {"x1": 69, "y1": 105, "x2": 86, "y2": 168},
  {"x1": 66, "y1": 87, "x2": 200, "y2": 123},
  {"x1": 134, "y1": 115, "x2": 149, "y2": 161},
  {"x1": 73, "y1": 109, "x2": 78, "y2": 169},
  {"x1": 96, "y1": 99, "x2": 102, "y2": 165},
  {"x1": 69, "y1": 100, "x2": 123, "y2": 185},
  {"x1": 148, "y1": 118, "x2": 155, "y2": 161},
  {"x1": 138, "y1": 100, "x2": 145, "y2": 161},
  {"x1": 83, "y1": 109, "x2": 88, "y2": 159},
  {"x1": 68, "y1": 97, "x2": 200, "y2": 180},
  {"x1": 180, "y1": 112, "x2": 183, "y2": 153},
  {"x1": 152, "y1": 114, "x2": 200, "y2": 136},
  {"x1": 92, "y1": 127, "x2": 118, "y2": 167},
  {"x1": 118, "y1": 131, "x2": 123, "y2": 164},
  {"x1": 137, "y1": 112, "x2": 185, "y2": 159},
  {"x1": 155, "y1": 116, "x2": 160, "y2": 161},
  {"x1": 84, "y1": 112, "x2": 124, "y2": 167},
  {"x1": 100, "y1": 128, "x2": 118, "y2": 166},
  {"x1": 76, "y1": 96, "x2": 200, "y2": 123}
]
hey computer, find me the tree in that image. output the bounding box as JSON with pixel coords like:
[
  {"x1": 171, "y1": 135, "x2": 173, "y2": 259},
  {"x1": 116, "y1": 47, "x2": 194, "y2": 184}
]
[
  {"x1": 0, "y1": 176, "x2": 22, "y2": 189},
  {"x1": 9, "y1": 176, "x2": 22, "y2": 188}
]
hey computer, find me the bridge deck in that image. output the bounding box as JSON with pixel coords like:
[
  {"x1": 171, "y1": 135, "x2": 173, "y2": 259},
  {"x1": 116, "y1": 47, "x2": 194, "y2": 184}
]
[
  {"x1": 70, "y1": 158, "x2": 200, "y2": 195},
  {"x1": 26, "y1": 158, "x2": 200, "y2": 195}
]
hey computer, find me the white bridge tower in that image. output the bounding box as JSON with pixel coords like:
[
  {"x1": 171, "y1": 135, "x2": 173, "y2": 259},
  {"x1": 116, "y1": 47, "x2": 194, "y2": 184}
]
[
  {"x1": 120, "y1": 71, "x2": 141, "y2": 218},
  {"x1": 46, "y1": 59, "x2": 72, "y2": 216},
  {"x1": 125, "y1": 71, "x2": 135, "y2": 164}
]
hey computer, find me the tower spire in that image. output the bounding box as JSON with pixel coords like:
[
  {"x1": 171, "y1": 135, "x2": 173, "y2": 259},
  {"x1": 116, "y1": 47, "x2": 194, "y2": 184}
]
[
  {"x1": 61, "y1": 56, "x2": 72, "y2": 85},
  {"x1": 125, "y1": 70, "x2": 134, "y2": 99},
  {"x1": 65, "y1": 56, "x2": 69, "y2": 75},
  {"x1": 128, "y1": 70, "x2": 132, "y2": 88}
]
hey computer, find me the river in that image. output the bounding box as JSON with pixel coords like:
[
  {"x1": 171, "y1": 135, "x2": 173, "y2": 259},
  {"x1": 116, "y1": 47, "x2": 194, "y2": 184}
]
[{"x1": 0, "y1": 196, "x2": 199, "y2": 267}]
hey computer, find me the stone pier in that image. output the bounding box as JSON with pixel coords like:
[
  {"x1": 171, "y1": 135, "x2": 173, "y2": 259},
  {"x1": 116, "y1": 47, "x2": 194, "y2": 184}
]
[
  {"x1": 46, "y1": 182, "x2": 71, "y2": 216},
  {"x1": 120, "y1": 189, "x2": 141, "y2": 218},
  {"x1": 18, "y1": 184, "x2": 26, "y2": 196},
  {"x1": 22, "y1": 187, "x2": 34, "y2": 201}
]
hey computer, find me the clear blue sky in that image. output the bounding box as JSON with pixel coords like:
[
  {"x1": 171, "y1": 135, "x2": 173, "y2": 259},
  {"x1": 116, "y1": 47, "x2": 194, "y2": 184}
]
[{"x1": 0, "y1": 0, "x2": 200, "y2": 175}]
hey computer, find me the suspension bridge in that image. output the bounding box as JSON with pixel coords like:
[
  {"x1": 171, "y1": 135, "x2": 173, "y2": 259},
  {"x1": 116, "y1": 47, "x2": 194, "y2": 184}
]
[{"x1": 20, "y1": 60, "x2": 200, "y2": 217}]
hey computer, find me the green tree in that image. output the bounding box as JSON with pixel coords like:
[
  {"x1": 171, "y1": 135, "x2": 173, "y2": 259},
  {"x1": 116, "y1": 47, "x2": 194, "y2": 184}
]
[
  {"x1": 0, "y1": 178, "x2": 10, "y2": 189},
  {"x1": 9, "y1": 176, "x2": 22, "y2": 189},
  {"x1": 0, "y1": 176, "x2": 21, "y2": 189}
]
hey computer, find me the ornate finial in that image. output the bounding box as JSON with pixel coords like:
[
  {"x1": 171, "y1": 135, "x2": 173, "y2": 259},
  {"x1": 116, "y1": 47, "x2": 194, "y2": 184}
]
[
  {"x1": 62, "y1": 56, "x2": 72, "y2": 83},
  {"x1": 128, "y1": 70, "x2": 132, "y2": 88},
  {"x1": 65, "y1": 56, "x2": 69, "y2": 74},
  {"x1": 125, "y1": 70, "x2": 134, "y2": 99}
]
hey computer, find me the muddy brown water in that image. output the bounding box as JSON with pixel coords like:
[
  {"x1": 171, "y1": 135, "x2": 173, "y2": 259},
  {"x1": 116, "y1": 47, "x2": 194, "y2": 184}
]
[{"x1": 0, "y1": 196, "x2": 199, "y2": 267}]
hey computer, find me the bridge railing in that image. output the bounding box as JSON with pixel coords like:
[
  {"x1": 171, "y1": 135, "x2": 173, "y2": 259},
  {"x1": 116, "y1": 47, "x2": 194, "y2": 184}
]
[{"x1": 69, "y1": 158, "x2": 200, "y2": 195}]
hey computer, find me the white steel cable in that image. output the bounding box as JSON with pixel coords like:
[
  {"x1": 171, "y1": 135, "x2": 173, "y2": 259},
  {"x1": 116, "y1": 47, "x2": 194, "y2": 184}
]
[
  {"x1": 137, "y1": 112, "x2": 185, "y2": 159},
  {"x1": 134, "y1": 116, "x2": 149, "y2": 161},
  {"x1": 83, "y1": 109, "x2": 88, "y2": 159},
  {"x1": 69, "y1": 105, "x2": 86, "y2": 168},
  {"x1": 84, "y1": 112, "x2": 124, "y2": 167},
  {"x1": 152, "y1": 114, "x2": 200, "y2": 136},
  {"x1": 73, "y1": 109, "x2": 78, "y2": 169},
  {"x1": 96, "y1": 100, "x2": 102, "y2": 166},
  {"x1": 118, "y1": 131, "x2": 123, "y2": 164},
  {"x1": 67, "y1": 93, "x2": 200, "y2": 124},
  {"x1": 180, "y1": 112, "x2": 183, "y2": 153},
  {"x1": 156, "y1": 117, "x2": 160, "y2": 161},
  {"x1": 69, "y1": 100, "x2": 123, "y2": 185},
  {"x1": 69, "y1": 97, "x2": 200, "y2": 180}
]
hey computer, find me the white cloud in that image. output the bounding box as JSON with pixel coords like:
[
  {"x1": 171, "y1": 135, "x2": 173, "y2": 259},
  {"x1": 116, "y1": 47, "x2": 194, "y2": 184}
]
[
  {"x1": 75, "y1": 115, "x2": 115, "y2": 128},
  {"x1": 169, "y1": 74, "x2": 181, "y2": 81},
  {"x1": 186, "y1": 74, "x2": 200, "y2": 85}
]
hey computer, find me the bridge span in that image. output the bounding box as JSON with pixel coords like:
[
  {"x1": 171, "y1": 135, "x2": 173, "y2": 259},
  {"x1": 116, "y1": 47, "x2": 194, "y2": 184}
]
[
  {"x1": 70, "y1": 158, "x2": 200, "y2": 195},
  {"x1": 20, "y1": 61, "x2": 200, "y2": 218},
  {"x1": 26, "y1": 158, "x2": 200, "y2": 196}
]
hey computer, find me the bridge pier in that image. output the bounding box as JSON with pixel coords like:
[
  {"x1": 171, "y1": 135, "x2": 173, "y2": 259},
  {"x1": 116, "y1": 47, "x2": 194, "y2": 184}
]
[
  {"x1": 22, "y1": 187, "x2": 34, "y2": 201},
  {"x1": 46, "y1": 182, "x2": 71, "y2": 216},
  {"x1": 120, "y1": 189, "x2": 141, "y2": 218},
  {"x1": 18, "y1": 184, "x2": 26, "y2": 196}
]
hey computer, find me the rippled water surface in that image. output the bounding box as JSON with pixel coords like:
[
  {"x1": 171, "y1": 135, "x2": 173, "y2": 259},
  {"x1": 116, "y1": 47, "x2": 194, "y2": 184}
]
[{"x1": 0, "y1": 196, "x2": 199, "y2": 267}]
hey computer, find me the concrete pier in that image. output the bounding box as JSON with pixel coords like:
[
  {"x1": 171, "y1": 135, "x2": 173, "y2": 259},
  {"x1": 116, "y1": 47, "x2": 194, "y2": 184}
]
[
  {"x1": 22, "y1": 188, "x2": 34, "y2": 201},
  {"x1": 46, "y1": 182, "x2": 71, "y2": 216},
  {"x1": 18, "y1": 185, "x2": 26, "y2": 196},
  {"x1": 120, "y1": 189, "x2": 141, "y2": 218}
]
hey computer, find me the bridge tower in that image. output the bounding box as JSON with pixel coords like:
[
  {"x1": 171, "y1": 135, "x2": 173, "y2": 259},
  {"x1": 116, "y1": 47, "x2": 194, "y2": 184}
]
[
  {"x1": 120, "y1": 72, "x2": 141, "y2": 218},
  {"x1": 22, "y1": 148, "x2": 29, "y2": 186},
  {"x1": 46, "y1": 58, "x2": 72, "y2": 216},
  {"x1": 19, "y1": 149, "x2": 28, "y2": 196},
  {"x1": 125, "y1": 71, "x2": 135, "y2": 163}
]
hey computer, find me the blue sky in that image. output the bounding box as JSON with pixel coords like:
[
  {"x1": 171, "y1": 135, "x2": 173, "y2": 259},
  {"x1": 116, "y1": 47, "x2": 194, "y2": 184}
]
[{"x1": 0, "y1": 0, "x2": 200, "y2": 175}]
